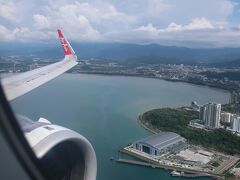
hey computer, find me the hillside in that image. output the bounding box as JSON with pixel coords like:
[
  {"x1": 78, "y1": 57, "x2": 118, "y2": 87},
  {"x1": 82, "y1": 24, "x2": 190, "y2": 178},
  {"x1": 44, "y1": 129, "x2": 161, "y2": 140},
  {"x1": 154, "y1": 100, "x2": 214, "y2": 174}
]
[{"x1": 1, "y1": 42, "x2": 240, "y2": 65}]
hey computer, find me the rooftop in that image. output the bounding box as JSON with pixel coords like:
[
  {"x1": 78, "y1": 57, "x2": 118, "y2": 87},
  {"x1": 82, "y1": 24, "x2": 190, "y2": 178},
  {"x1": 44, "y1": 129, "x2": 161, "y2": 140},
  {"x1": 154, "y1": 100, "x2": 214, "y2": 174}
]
[{"x1": 135, "y1": 132, "x2": 186, "y2": 149}]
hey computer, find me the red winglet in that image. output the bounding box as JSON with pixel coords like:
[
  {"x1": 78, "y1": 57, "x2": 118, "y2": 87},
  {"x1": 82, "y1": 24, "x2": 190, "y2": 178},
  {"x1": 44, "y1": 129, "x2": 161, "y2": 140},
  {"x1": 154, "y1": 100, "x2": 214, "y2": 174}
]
[{"x1": 57, "y1": 29, "x2": 72, "y2": 55}]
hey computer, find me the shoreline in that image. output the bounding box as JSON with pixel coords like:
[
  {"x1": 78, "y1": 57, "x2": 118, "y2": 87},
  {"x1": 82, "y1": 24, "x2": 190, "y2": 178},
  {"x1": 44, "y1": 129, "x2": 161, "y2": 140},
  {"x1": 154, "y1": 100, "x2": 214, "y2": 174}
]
[
  {"x1": 73, "y1": 71, "x2": 231, "y2": 94},
  {"x1": 137, "y1": 115, "x2": 159, "y2": 134},
  {"x1": 118, "y1": 147, "x2": 221, "y2": 179},
  {"x1": 138, "y1": 107, "x2": 240, "y2": 154},
  {"x1": 122, "y1": 108, "x2": 240, "y2": 179}
]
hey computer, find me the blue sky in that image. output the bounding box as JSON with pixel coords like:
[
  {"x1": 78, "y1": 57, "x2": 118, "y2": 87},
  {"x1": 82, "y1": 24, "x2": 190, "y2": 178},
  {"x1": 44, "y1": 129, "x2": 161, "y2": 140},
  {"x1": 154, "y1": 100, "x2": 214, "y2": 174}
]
[{"x1": 0, "y1": 0, "x2": 240, "y2": 47}]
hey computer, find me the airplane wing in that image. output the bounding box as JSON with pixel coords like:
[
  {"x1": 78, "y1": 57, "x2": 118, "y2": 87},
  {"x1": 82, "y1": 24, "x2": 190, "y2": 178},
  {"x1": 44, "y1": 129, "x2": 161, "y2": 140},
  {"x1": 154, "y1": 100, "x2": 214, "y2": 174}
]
[
  {"x1": 0, "y1": 29, "x2": 97, "y2": 180},
  {"x1": 1, "y1": 29, "x2": 78, "y2": 101}
]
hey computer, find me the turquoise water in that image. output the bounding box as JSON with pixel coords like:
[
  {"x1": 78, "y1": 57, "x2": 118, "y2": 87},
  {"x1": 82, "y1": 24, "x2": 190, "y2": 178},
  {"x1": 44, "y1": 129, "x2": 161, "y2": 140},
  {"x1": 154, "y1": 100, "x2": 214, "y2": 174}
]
[{"x1": 11, "y1": 74, "x2": 229, "y2": 180}]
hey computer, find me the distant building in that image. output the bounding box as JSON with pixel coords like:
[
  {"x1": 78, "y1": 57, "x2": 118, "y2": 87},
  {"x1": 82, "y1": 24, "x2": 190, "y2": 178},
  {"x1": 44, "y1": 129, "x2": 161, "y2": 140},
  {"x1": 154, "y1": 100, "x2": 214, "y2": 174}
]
[
  {"x1": 199, "y1": 106, "x2": 205, "y2": 121},
  {"x1": 220, "y1": 112, "x2": 233, "y2": 123},
  {"x1": 231, "y1": 116, "x2": 240, "y2": 133},
  {"x1": 189, "y1": 119, "x2": 205, "y2": 129},
  {"x1": 133, "y1": 132, "x2": 187, "y2": 156},
  {"x1": 191, "y1": 101, "x2": 200, "y2": 110},
  {"x1": 229, "y1": 92, "x2": 238, "y2": 104},
  {"x1": 200, "y1": 103, "x2": 221, "y2": 129}
]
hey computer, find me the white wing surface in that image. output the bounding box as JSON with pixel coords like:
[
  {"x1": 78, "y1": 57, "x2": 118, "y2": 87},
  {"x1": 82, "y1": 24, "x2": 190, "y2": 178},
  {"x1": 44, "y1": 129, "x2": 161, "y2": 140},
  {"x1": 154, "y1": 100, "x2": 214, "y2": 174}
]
[{"x1": 1, "y1": 29, "x2": 78, "y2": 101}]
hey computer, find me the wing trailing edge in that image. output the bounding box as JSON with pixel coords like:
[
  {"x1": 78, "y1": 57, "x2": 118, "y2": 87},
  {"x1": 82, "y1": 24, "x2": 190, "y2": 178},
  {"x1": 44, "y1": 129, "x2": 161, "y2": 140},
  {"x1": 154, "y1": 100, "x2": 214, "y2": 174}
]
[{"x1": 1, "y1": 29, "x2": 78, "y2": 101}]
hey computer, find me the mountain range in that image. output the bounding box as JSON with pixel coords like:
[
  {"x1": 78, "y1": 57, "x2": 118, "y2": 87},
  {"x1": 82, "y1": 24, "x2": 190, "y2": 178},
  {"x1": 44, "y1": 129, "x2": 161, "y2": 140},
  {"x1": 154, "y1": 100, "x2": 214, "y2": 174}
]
[{"x1": 1, "y1": 42, "x2": 240, "y2": 66}]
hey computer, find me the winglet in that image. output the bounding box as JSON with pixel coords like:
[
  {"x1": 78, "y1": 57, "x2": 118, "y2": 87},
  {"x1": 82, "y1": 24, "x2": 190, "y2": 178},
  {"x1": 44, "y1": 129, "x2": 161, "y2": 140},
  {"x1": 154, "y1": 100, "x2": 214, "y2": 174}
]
[{"x1": 57, "y1": 29, "x2": 74, "y2": 55}]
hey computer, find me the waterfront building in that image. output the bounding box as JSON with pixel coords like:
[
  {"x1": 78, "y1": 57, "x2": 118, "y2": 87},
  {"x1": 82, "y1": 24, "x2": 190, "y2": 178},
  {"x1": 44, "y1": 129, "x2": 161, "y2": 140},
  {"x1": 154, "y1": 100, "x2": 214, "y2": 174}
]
[
  {"x1": 191, "y1": 101, "x2": 200, "y2": 110},
  {"x1": 220, "y1": 112, "x2": 233, "y2": 123},
  {"x1": 189, "y1": 119, "x2": 205, "y2": 129},
  {"x1": 229, "y1": 92, "x2": 238, "y2": 104},
  {"x1": 199, "y1": 106, "x2": 206, "y2": 121},
  {"x1": 133, "y1": 132, "x2": 187, "y2": 156},
  {"x1": 200, "y1": 103, "x2": 221, "y2": 129},
  {"x1": 231, "y1": 116, "x2": 240, "y2": 133}
]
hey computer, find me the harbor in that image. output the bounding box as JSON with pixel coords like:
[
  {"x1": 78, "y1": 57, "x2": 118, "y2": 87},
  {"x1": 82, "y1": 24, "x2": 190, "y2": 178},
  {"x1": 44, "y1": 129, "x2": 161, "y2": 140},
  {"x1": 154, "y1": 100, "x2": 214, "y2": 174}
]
[
  {"x1": 117, "y1": 135, "x2": 239, "y2": 179},
  {"x1": 115, "y1": 158, "x2": 217, "y2": 178}
]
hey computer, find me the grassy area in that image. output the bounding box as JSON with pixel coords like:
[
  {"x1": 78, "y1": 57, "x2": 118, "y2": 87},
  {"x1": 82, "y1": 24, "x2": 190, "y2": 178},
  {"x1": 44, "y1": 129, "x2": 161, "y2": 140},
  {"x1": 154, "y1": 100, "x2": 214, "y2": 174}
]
[{"x1": 141, "y1": 108, "x2": 240, "y2": 155}]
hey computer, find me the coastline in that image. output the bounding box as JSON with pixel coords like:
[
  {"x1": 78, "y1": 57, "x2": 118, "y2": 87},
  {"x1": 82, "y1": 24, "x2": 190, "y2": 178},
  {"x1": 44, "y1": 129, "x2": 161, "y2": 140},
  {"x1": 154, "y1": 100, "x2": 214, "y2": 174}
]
[
  {"x1": 72, "y1": 72, "x2": 239, "y2": 178},
  {"x1": 138, "y1": 107, "x2": 240, "y2": 154},
  {"x1": 137, "y1": 115, "x2": 159, "y2": 134},
  {"x1": 75, "y1": 72, "x2": 240, "y2": 113},
  {"x1": 120, "y1": 109, "x2": 240, "y2": 179},
  {"x1": 118, "y1": 148, "x2": 221, "y2": 179},
  {"x1": 73, "y1": 71, "x2": 231, "y2": 94}
]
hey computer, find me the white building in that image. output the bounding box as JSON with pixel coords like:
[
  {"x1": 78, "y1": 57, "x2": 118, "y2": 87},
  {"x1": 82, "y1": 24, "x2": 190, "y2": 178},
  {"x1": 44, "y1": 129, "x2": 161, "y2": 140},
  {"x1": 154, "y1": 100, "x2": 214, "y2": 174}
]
[
  {"x1": 133, "y1": 132, "x2": 187, "y2": 156},
  {"x1": 220, "y1": 112, "x2": 233, "y2": 123},
  {"x1": 231, "y1": 116, "x2": 240, "y2": 133},
  {"x1": 191, "y1": 101, "x2": 200, "y2": 110},
  {"x1": 200, "y1": 103, "x2": 221, "y2": 129}
]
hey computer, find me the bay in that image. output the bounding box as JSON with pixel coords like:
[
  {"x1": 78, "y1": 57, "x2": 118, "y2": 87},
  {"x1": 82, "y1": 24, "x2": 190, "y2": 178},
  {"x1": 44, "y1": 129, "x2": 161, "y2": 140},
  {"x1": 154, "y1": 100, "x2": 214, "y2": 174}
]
[{"x1": 11, "y1": 74, "x2": 229, "y2": 180}]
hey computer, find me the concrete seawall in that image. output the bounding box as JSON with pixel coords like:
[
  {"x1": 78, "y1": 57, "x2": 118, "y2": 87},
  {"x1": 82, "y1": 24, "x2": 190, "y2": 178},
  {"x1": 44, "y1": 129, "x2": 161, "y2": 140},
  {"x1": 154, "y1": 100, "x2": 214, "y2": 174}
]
[{"x1": 119, "y1": 148, "x2": 221, "y2": 179}]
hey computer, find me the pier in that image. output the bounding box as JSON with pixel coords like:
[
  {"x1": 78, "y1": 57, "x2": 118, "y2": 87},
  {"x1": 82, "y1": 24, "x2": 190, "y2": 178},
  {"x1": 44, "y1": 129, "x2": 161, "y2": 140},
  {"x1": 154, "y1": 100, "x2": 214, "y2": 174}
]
[
  {"x1": 116, "y1": 158, "x2": 219, "y2": 178},
  {"x1": 116, "y1": 158, "x2": 157, "y2": 168},
  {"x1": 118, "y1": 148, "x2": 223, "y2": 179}
]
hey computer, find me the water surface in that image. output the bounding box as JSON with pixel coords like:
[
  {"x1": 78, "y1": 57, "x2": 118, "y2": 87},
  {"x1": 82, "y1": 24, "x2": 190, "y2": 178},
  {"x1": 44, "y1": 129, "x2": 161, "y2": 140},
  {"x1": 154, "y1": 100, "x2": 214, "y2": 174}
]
[{"x1": 11, "y1": 74, "x2": 229, "y2": 180}]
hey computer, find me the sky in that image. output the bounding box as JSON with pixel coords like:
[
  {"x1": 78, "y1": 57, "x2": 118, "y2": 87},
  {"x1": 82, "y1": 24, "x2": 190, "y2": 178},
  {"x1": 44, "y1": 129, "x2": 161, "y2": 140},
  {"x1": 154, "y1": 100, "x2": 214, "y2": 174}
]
[{"x1": 0, "y1": 0, "x2": 240, "y2": 48}]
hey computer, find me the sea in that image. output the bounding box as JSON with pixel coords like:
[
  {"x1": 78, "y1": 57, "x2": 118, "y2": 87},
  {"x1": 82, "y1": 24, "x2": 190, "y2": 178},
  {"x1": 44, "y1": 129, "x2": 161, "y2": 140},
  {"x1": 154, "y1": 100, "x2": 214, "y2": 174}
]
[{"x1": 11, "y1": 73, "x2": 230, "y2": 180}]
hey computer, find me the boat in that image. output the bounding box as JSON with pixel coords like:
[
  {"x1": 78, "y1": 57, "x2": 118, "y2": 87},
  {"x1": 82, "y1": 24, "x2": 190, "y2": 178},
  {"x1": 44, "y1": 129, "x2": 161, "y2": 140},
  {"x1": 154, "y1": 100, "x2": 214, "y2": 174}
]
[{"x1": 171, "y1": 170, "x2": 181, "y2": 177}]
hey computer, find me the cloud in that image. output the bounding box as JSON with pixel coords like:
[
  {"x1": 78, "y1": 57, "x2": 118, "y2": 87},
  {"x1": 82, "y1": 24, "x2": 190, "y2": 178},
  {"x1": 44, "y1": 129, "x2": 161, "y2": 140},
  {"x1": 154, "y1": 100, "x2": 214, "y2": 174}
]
[
  {"x1": 81, "y1": 3, "x2": 135, "y2": 23},
  {"x1": 0, "y1": 1, "x2": 16, "y2": 21},
  {"x1": 0, "y1": 25, "x2": 12, "y2": 41},
  {"x1": 136, "y1": 23, "x2": 158, "y2": 32},
  {"x1": 158, "y1": 0, "x2": 234, "y2": 26},
  {"x1": 72, "y1": 15, "x2": 101, "y2": 40},
  {"x1": 146, "y1": 0, "x2": 173, "y2": 17},
  {"x1": 51, "y1": 1, "x2": 136, "y2": 33},
  {"x1": 162, "y1": 18, "x2": 214, "y2": 32},
  {"x1": 0, "y1": 1, "x2": 103, "y2": 42},
  {"x1": 107, "y1": 18, "x2": 240, "y2": 48},
  {"x1": 43, "y1": 3, "x2": 102, "y2": 41},
  {"x1": 33, "y1": 14, "x2": 51, "y2": 30},
  {"x1": 0, "y1": 24, "x2": 55, "y2": 42},
  {"x1": 183, "y1": 18, "x2": 214, "y2": 30},
  {"x1": 114, "y1": 0, "x2": 234, "y2": 28},
  {"x1": 136, "y1": 18, "x2": 214, "y2": 33},
  {"x1": 0, "y1": 0, "x2": 239, "y2": 47}
]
